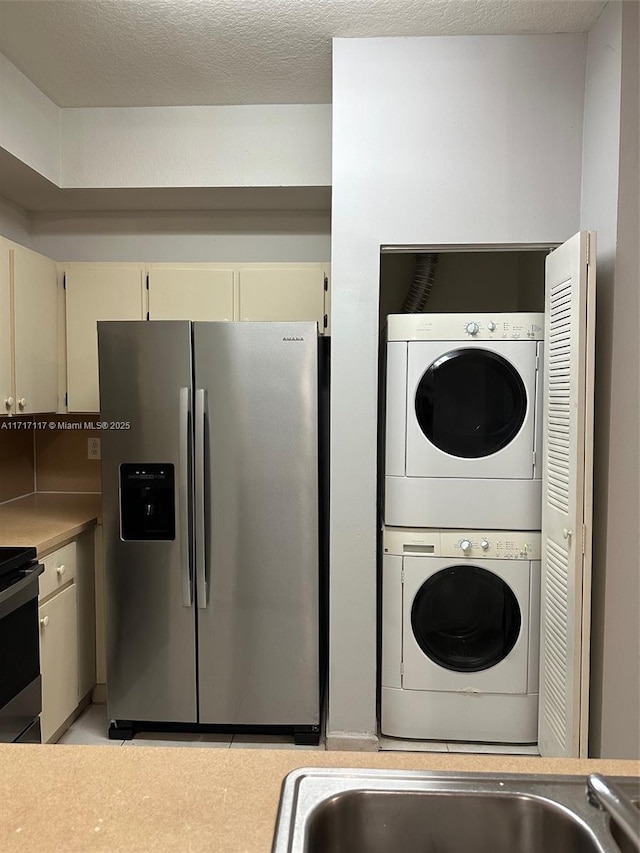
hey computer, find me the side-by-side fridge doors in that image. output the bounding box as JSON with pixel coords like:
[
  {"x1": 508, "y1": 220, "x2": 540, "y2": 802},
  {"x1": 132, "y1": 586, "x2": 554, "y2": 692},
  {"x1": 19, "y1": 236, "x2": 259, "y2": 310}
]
[
  {"x1": 539, "y1": 231, "x2": 596, "y2": 758},
  {"x1": 98, "y1": 320, "x2": 197, "y2": 724},
  {"x1": 193, "y1": 322, "x2": 320, "y2": 726}
]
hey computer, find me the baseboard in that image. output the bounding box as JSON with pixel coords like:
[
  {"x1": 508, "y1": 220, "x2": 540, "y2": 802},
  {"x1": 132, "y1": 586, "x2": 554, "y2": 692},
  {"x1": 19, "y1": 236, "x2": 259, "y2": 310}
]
[
  {"x1": 48, "y1": 691, "x2": 92, "y2": 744},
  {"x1": 325, "y1": 731, "x2": 379, "y2": 752},
  {"x1": 91, "y1": 683, "x2": 107, "y2": 704}
]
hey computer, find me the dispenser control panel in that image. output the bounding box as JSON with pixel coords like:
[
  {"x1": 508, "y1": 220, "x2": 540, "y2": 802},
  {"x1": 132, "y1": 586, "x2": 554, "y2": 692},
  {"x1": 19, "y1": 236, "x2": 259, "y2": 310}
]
[{"x1": 120, "y1": 463, "x2": 175, "y2": 541}]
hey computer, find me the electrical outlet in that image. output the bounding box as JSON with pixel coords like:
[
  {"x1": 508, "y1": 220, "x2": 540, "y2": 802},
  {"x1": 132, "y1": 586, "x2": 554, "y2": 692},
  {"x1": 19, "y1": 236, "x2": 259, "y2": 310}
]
[{"x1": 87, "y1": 437, "x2": 101, "y2": 460}]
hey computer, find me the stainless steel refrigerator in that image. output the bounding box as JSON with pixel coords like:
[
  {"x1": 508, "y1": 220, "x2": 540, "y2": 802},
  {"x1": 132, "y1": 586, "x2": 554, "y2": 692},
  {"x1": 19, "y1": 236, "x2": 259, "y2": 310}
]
[{"x1": 98, "y1": 321, "x2": 325, "y2": 744}]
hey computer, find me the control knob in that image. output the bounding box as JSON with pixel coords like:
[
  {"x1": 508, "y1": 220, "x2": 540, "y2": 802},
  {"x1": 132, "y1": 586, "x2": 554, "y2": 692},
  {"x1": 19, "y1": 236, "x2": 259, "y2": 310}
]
[
  {"x1": 460, "y1": 539, "x2": 472, "y2": 553},
  {"x1": 481, "y1": 539, "x2": 490, "y2": 551},
  {"x1": 465, "y1": 322, "x2": 479, "y2": 336},
  {"x1": 487, "y1": 322, "x2": 496, "y2": 332}
]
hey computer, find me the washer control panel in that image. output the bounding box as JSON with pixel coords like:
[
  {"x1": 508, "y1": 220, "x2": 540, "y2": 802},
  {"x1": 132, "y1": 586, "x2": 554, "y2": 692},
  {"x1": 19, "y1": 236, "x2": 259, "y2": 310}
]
[
  {"x1": 383, "y1": 527, "x2": 541, "y2": 560},
  {"x1": 441, "y1": 531, "x2": 541, "y2": 560}
]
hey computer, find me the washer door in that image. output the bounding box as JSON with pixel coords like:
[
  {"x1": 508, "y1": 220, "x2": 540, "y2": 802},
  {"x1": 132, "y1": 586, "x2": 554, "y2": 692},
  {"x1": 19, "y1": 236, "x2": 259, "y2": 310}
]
[
  {"x1": 411, "y1": 565, "x2": 521, "y2": 672},
  {"x1": 402, "y1": 556, "x2": 531, "y2": 694},
  {"x1": 405, "y1": 340, "x2": 538, "y2": 479}
]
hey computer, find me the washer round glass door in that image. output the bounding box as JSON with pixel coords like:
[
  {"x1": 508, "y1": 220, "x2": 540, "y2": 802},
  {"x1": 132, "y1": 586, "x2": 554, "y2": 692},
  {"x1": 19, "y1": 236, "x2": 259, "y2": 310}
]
[
  {"x1": 414, "y1": 348, "x2": 527, "y2": 458},
  {"x1": 410, "y1": 565, "x2": 521, "y2": 672}
]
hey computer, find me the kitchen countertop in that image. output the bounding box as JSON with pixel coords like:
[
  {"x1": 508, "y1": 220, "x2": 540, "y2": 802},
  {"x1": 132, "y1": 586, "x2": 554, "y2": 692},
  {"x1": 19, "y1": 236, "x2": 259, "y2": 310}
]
[
  {"x1": 0, "y1": 745, "x2": 637, "y2": 852},
  {"x1": 0, "y1": 493, "x2": 101, "y2": 554}
]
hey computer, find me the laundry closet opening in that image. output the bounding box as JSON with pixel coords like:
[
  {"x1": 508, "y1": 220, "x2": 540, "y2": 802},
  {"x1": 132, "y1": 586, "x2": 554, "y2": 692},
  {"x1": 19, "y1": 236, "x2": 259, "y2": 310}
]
[
  {"x1": 379, "y1": 247, "x2": 551, "y2": 320},
  {"x1": 376, "y1": 244, "x2": 553, "y2": 751}
]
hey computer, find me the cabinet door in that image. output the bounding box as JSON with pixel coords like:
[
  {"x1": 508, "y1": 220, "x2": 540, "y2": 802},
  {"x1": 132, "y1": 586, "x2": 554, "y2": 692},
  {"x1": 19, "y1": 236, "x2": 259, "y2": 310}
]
[
  {"x1": 76, "y1": 530, "x2": 96, "y2": 701},
  {"x1": 65, "y1": 264, "x2": 144, "y2": 412},
  {"x1": 11, "y1": 244, "x2": 58, "y2": 414},
  {"x1": 238, "y1": 265, "x2": 325, "y2": 325},
  {"x1": 39, "y1": 584, "x2": 78, "y2": 743},
  {"x1": 0, "y1": 239, "x2": 12, "y2": 413},
  {"x1": 148, "y1": 265, "x2": 234, "y2": 320}
]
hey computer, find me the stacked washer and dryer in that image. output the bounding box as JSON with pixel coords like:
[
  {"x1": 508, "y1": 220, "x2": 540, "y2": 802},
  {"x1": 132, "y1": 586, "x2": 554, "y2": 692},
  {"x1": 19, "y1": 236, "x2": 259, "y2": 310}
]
[{"x1": 381, "y1": 312, "x2": 545, "y2": 744}]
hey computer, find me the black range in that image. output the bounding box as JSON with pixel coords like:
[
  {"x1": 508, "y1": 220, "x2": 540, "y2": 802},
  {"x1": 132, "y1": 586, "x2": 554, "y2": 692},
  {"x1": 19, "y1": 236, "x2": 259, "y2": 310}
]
[{"x1": 0, "y1": 546, "x2": 44, "y2": 743}]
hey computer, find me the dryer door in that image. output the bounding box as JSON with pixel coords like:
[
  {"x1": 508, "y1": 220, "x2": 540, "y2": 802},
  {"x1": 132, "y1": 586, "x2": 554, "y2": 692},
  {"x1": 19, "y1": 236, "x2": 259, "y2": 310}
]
[
  {"x1": 402, "y1": 556, "x2": 531, "y2": 694},
  {"x1": 406, "y1": 340, "x2": 538, "y2": 479},
  {"x1": 416, "y1": 349, "x2": 526, "y2": 458}
]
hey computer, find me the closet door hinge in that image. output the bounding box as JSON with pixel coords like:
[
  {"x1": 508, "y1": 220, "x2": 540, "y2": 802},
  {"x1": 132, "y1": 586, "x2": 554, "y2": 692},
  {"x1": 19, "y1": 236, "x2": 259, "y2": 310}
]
[
  {"x1": 63, "y1": 274, "x2": 66, "y2": 290},
  {"x1": 400, "y1": 662, "x2": 404, "y2": 677},
  {"x1": 532, "y1": 451, "x2": 537, "y2": 469},
  {"x1": 323, "y1": 314, "x2": 328, "y2": 329},
  {"x1": 146, "y1": 274, "x2": 149, "y2": 290},
  {"x1": 582, "y1": 524, "x2": 587, "y2": 555},
  {"x1": 64, "y1": 392, "x2": 68, "y2": 406},
  {"x1": 401, "y1": 568, "x2": 405, "y2": 585},
  {"x1": 586, "y1": 232, "x2": 591, "y2": 266},
  {"x1": 323, "y1": 275, "x2": 328, "y2": 291}
]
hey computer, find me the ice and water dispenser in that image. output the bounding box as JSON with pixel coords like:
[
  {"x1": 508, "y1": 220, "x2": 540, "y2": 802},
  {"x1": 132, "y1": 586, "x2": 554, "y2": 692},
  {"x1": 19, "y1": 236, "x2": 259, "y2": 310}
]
[{"x1": 120, "y1": 464, "x2": 175, "y2": 540}]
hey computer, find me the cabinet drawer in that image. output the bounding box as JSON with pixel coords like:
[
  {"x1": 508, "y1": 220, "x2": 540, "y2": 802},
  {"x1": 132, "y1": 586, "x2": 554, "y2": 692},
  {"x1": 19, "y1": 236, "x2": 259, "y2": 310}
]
[{"x1": 39, "y1": 542, "x2": 77, "y2": 601}]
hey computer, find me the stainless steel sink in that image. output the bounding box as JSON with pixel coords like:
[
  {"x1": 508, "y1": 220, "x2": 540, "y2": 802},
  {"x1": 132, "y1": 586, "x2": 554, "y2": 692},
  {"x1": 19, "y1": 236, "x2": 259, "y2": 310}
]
[{"x1": 271, "y1": 768, "x2": 640, "y2": 853}]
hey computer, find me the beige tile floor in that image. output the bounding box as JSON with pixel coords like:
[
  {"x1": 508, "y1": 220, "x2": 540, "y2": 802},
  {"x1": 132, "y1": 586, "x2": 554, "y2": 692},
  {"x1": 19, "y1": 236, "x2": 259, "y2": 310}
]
[
  {"x1": 57, "y1": 704, "x2": 326, "y2": 749},
  {"x1": 58, "y1": 705, "x2": 539, "y2": 755}
]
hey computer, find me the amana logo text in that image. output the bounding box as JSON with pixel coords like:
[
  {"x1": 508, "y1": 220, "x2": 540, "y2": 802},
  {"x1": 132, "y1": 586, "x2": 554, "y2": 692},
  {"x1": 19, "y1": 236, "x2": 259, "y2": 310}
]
[{"x1": 282, "y1": 336, "x2": 305, "y2": 342}]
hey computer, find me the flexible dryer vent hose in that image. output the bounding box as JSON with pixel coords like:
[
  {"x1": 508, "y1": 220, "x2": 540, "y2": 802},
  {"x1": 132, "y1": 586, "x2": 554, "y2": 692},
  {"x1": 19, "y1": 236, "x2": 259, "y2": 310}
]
[{"x1": 401, "y1": 253, "x2": 440, "y2": 313}]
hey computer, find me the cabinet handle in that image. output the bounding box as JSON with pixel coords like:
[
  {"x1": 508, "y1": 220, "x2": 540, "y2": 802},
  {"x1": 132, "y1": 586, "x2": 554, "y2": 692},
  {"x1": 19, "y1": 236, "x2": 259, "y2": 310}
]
[
  {"x1": 56, "y1": 565, "x2": 66, "y2": 577},
  {"x1": 18, "y1": 397, "x2": 27, "y2": 409},
  {"x1": 4, "y1": 396, "x2": 14, "y2": 410},
  {"x1": 40, "y1": 616, "x2": 50, "y2": 628}
]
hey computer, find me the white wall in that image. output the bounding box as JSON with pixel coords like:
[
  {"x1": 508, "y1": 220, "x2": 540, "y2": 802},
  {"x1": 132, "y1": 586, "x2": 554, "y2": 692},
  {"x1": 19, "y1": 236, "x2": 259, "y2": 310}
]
[
  {"x1": 29, "y1": 211, "x2": 330, "y2": 262},
  {"x1": 585, "y1": 0, "x2": 640, "y2": 759},
  {"x1": 61, "y1": 104, "x2": 331, "y2": 188},
  {"x1": 329, "y1": 34, "x2": 587, "y2": 746},
  {"x1": 0, "y1": 54, "x2": 60, "y2": 183},
  {"x1": 1, "y1": 52, "x2": 330, "y2": 192}
]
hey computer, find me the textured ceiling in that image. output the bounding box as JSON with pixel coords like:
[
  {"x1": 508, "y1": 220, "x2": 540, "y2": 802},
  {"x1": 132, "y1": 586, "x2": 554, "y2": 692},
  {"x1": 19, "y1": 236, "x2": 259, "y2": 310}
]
[{"x1": 0, "y1": 0, "x2": 606, "y2": 108}]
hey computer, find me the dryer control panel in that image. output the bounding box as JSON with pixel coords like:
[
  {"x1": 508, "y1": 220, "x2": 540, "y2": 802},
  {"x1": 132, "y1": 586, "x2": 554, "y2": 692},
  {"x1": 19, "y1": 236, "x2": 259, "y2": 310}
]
[
  {"x1": 383, "y1": 527, "x2": 541, "y2": 560},
  {"x1": 387, "y1": 312, "x2": 545, "y2": 342}
]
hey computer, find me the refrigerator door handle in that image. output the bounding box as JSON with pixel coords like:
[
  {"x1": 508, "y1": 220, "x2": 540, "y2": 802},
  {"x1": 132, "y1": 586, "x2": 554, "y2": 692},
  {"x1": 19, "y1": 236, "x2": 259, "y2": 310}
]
[
  {"x1": 195, "y1": 388, "x2": 208, "y2": 609},
  {"x1": 179, "y1": 387, "x2": 193, "y2": 607}
]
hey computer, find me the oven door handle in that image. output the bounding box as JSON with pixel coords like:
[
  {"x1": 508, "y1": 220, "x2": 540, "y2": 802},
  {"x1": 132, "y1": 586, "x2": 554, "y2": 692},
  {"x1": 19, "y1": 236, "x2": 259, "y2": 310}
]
[{"x1": 0, "y1": 566, "x2": 42, "y2": 611}]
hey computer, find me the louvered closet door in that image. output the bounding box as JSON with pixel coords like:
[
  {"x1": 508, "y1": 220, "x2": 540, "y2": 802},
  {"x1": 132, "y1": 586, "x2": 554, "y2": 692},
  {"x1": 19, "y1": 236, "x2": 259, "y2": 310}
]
[{"x1": 539, "y1": 231, "x2": 596, "y2": 758}]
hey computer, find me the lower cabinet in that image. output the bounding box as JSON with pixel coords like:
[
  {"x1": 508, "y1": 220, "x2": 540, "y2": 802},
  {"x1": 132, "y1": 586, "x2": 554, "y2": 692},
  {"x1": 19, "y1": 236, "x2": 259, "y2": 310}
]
[
  {"x1": 38, "y1": 530, "x2": 97, "y2": 743},
  {"x1": 39, "y1": 585, "x2": 78, "y2": 743}
]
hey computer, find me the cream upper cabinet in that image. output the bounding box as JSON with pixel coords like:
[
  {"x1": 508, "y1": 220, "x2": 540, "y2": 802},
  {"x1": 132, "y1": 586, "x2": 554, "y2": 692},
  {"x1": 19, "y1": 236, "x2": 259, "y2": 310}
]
[
  {"x1": 148, "y1": 264, "x2": 235, "y2": 320},
  {"x1": 0, "y1": 241, "x2": 58, "y2": 415},
  {"x1": 238, "y1": 264, "x2": 327, "y2": 328},
  {"x1": 65, "y1": 263, "x2": 145, "y2": 412}
]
